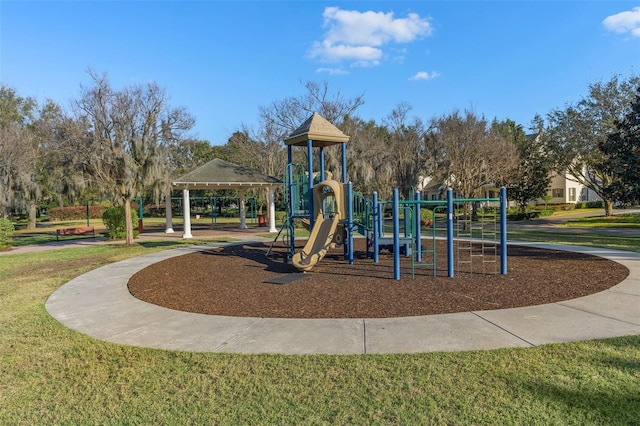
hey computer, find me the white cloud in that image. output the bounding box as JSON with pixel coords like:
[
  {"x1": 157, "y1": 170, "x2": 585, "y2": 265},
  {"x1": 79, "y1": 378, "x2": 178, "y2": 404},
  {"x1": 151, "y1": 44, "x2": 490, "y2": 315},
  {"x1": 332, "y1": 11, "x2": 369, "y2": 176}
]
[
  {"x1": 309, "y1": 40, "x2": 382, "y2": 63},
  {"x1": 409, "y1": 71, "x2": 440, "y2": 81},
  {"x1": 603, "y1": 6, "x2": 640, "y2": 37},
  {"x1": 316, "y1": 67, "x2": 350, "y2": 75},
  {"x1": 309, "y1": 7, "x2": 433, "y2": 67}
]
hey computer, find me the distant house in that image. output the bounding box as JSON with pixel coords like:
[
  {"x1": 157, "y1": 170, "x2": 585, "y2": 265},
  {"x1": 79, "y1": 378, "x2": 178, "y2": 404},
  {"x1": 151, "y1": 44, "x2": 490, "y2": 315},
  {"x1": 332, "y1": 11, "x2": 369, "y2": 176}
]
[
  {"x1": 418, "y1": 169, "x2": 601, "y2": 207},
  {"x1": 416, "y1": 176, "x2": 501, "y2": 202},
  {"x1": 540, "y1": 171, "x2": 602, "y2": 205},
  {"x1": 417, "y1": 176, "x2": 444, "y2": 200}
]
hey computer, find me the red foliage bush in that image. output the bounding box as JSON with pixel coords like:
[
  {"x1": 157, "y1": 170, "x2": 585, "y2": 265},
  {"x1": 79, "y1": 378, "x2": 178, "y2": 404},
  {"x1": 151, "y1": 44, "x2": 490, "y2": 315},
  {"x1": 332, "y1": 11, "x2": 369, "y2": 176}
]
[{"x1": 49, "y1": 205, "x2": 106, "y2": 221}]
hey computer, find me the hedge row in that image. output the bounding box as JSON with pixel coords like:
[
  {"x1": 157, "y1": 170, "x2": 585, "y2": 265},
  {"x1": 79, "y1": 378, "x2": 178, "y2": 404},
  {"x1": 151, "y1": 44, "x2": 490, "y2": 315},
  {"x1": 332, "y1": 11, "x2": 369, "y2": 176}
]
[
  {"x1": 48, "y1": 206, "x2": 106, "y2": 221},
  {"x1": 0, "y1": 218, "x2": 15, "y2": 249},
  {"x1": 574, "y1": 201, "x2": 603, "y2": 209},
  {"x1": 507, "y1": 209, "x2": 553, "y2": 221}
]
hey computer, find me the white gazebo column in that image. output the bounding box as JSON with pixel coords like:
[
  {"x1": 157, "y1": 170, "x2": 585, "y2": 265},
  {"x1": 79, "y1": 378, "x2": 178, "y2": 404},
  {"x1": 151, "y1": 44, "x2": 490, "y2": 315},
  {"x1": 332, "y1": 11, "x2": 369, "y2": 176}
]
[
  {"x1": 239, "y1": 189, "x2": 247, "y2": 229},
  {"x1": 164, "y1": 189, "x2": 174, "y2": 233},
  {"x1": 182, "y1": 188, "x2": 192, "y2": 238},
  {"x1": 268, "y1": 186, "x2": 277, "y2": 232}
]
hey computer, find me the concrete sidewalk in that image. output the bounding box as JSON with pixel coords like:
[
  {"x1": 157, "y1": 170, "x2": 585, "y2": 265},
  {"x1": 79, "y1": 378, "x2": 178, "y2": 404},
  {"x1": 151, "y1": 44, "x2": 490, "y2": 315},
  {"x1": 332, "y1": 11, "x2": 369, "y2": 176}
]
[{"x1": 45, "y1": 241, "x2": 640, "y2": 355}]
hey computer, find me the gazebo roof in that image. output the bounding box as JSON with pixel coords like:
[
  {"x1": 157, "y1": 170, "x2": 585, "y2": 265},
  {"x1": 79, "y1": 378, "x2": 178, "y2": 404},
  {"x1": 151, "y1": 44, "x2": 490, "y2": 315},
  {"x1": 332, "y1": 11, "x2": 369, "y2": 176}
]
[
  {"x1": 172, "y1": 158, "x2": 281, "y2": 190},
  {"x1": 283, "y1": 112, "x2": 350, "y2": 147}
]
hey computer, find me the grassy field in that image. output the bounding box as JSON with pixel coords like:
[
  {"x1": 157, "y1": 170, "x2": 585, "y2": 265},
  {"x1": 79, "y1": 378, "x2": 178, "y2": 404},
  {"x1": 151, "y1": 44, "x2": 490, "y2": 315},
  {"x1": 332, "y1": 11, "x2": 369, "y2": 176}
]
[
  {"x1": 565, "y1": 213, "x2": 640, "y2": 228},
  {"x1": 508, "y1": 230, "x2": 640, "y2": 253},
  {"x1": 1, "y1": 228, "x2": 639, "y2": 423}
]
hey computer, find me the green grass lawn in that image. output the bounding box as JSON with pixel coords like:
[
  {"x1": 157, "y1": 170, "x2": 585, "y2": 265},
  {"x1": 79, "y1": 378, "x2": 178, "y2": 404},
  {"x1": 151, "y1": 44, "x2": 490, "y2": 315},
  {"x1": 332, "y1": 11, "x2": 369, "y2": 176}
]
[
  {"x1": 508, "y1": 230, "x2": 640, "y2": 253},
  {"x1": 565, "y1": 213, "x2": 640, "y2": 228},
  {"x1": 1, "y1": 231, "x2": 639, "y2": 423}
]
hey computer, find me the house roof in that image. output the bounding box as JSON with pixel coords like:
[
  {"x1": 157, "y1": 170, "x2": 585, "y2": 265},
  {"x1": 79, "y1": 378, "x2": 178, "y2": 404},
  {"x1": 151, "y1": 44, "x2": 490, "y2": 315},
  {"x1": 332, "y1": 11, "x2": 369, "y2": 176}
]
[
  {"x1": 283, "y1": 112, "x2": 350, "y2": 147},
  {"x1": 420, "y1": 179, "x2": 444, "y2": 193},
  {"x1": 172, "y1": 158, "x2": 282, "y2": 190}
]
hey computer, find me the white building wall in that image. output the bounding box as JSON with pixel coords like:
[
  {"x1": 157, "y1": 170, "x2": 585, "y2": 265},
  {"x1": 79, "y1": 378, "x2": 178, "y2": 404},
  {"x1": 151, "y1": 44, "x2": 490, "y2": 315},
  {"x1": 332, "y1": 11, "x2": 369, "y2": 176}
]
[{"x1": 540, "y1": 172, "x2": 602, "y2": 205}]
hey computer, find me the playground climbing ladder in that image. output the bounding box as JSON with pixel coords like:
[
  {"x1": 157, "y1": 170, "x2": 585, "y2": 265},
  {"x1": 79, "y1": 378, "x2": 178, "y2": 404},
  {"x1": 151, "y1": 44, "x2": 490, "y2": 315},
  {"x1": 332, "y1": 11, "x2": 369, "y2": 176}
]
[{"x1": 454, "y1": 198, "x2": 500, "y2": 275}]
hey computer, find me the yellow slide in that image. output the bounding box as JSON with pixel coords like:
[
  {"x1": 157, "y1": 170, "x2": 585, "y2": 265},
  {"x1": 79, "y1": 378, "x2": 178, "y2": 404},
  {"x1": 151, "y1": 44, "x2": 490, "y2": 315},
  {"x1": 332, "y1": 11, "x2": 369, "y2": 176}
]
[{"x1": 291, "y1": 212, "x2": 340, "y2": 272}]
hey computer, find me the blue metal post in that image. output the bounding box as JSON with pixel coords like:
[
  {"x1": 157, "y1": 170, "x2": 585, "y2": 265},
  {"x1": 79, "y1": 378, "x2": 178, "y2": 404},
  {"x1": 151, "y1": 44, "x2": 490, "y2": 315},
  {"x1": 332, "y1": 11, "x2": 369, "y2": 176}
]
[
  {"x1": 500, "y1": 186, "x2": 507, "y2": 275},
  {"x1": 415, "y1": 191, "x2": 422, "y2": 262},
  {"x1": 319, "y1": 147, "x2": 325, "y2": 182},
  {"x1": 447, "y1": 188, "x2": 454, "y2": 278},
  {"x1": 287, "y1": 162, "x2": 295, "y2": 258},
  {"x1": 377, "y1": 203, "x2": 383, "y2": 237},
  {"x1": 393, "y1": 188, "x2": 400, "y2": 280},
  {"x1": 341, "y1": 142, "x2": 347, "y2": 183},
  {"x1": 373, "y1": 192, "x2": 379, "y2": 263},
  {"x1": 347, "y1": 182, "x2": 354, "y2": 264},
  {"x1": 307, "y1": 139, "x2": 314, "y2": 228},
  {"x1": 138, "y1": 198, "x2": 143, "y2": 222},
  {"x1": 403, "y1": 200, "x2": 410, "y2": 256}
]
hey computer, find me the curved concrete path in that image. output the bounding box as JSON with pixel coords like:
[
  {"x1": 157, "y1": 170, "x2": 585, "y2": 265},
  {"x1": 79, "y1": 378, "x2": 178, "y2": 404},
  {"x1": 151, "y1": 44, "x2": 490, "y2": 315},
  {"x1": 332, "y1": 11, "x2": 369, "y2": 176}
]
[{"x1": 45, "y1": 242, "x2": 640, "y2": 355}]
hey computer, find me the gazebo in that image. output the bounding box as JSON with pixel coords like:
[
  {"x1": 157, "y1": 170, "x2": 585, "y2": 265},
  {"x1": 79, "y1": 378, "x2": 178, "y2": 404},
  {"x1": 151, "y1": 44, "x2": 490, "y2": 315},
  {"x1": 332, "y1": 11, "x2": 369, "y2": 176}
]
[{"x1": 171, "y1": 158, "x2": 281, "y2": 238}]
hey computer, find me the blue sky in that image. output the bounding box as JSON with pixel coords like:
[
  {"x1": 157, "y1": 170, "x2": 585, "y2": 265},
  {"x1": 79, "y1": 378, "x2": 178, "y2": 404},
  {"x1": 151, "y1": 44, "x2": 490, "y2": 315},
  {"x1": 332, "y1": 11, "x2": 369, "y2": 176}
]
[{"x1": 2, "y1": 1, "x2": 639, "y2": 145}]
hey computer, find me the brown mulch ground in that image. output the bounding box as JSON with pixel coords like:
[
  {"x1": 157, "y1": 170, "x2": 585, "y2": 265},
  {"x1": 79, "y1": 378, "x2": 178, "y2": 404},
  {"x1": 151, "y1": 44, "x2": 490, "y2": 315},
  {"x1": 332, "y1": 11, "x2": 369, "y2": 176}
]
[{"x1": 128, "y1": 239, "x2": 629, "y2": 319}]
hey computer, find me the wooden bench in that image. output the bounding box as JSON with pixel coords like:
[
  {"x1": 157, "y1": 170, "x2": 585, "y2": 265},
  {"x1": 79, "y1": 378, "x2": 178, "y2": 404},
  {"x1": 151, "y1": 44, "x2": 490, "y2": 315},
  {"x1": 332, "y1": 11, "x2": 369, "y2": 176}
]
[{"x1": 56, "y1": 226, "x2": 96, "y2": 241}]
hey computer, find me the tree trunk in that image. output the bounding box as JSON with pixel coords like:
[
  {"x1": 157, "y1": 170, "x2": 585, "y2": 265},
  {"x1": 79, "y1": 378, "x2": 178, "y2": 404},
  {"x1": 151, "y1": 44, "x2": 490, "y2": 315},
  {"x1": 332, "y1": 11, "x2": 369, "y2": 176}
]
[
  {"x1": 603, "y1": 198, "x2": 614, "y2": 217},
  {"x1": 124, "y1": 198, "x2": 134, "y2": 245},
  {"x1": 27, "y1": 200, "x2": 37, "y2": 230}
]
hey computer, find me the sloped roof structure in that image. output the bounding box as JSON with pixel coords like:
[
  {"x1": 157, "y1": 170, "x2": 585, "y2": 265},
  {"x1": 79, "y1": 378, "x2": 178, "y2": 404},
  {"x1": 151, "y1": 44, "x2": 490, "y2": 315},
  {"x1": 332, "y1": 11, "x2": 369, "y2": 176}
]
[
  {"x1": 172, "y1": 158, "x2": 281, "y2": 190},
  {"x1": 283, "y1": 112, "x2": 350, "y2": 147}
]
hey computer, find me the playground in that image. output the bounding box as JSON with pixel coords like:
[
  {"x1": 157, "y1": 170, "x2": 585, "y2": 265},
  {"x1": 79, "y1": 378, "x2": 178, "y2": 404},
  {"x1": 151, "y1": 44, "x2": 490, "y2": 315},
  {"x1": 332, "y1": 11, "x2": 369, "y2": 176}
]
[{"x1": 126, "y1": 112, "x2": 630, "y2": 319}]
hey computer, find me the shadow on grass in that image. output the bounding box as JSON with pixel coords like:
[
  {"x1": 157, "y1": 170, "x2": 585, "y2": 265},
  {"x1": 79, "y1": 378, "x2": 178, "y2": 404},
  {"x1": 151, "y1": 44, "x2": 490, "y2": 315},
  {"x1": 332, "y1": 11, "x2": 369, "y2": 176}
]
[{"x1": 515, "y1": 336, "x2": 640, "y2": 423}]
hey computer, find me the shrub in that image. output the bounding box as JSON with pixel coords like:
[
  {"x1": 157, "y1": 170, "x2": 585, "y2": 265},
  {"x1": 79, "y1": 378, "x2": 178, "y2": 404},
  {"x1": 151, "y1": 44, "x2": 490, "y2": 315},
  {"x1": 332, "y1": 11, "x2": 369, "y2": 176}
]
[
  {"x1": 49, "y1": 205, "x2": 106, "y2": 221},
  {"x1": 419, "y1": 207, "x2": 433, "y2": 221},
  {"x1": 0, "y1": 218, "x2": 15, "y2": 250},
  {"x1": 102, "y1": 206, "x2": 139, "y2": 239},
  {"x1": 585, "y1": 201, "x2": 603, "y2": 208},
  {"x1": 575, "y1": 201, "x2": 604, "y2": 209},
  {"x1": 507, "y1": 211, "x2": 541, "y2": 221}
]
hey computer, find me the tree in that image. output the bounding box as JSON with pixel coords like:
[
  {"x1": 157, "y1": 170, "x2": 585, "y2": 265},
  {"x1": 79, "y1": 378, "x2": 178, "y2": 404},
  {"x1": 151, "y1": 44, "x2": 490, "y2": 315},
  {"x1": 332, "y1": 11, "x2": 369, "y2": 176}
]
[
  {"x1": 75, "y1": 71, "x2": 194, "y2": 245},
  {"x1": 383, "y1": 103, "x2": 431, "y2": 198},
  {"x1": 504, "y1": 116, "x2": 552, "y2": 212},
  {"x1": 0, "y1": 85, "x2": 39, "y2": 225},
  {"x1": 259, "y1": 80, "x2": 365, "y2": 140},
  {"x1": 427, "y1": 110, "x2": 519, "y2": 199},
  {"x1": 341, "y1": 115, "x2": 394, "y2": 196},
  {"x1": 0, "y1": 85, "x2": 36, "y2": 128},
  {"x1": 0, "y1": 124, "x2": 35, "y2": 218},
  {"x1": 168, "y1": 138, "x2": 222, "y2": 188},
  {"x1": 30, "y1": 100, "x2": 91, "y2": 212},
  {"x1": 599, "y1": 87, "x2": 640, "y2": 205},
  {"x1": 257, "y1": 80, "x2": 365, "y2": 179},
  {"x1": 545, "y1": 74, "x2": 640, "y2": 215}
]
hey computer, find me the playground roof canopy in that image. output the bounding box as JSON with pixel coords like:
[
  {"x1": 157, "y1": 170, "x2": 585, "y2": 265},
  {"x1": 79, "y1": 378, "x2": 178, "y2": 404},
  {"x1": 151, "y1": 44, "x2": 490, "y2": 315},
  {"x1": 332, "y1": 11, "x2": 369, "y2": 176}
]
[
  {"x1": 172, "y1": 158, "x2": 281, "y2": 190},
  {"x1": 283, "y1": 112, "x2": 350, "y2": 147}
]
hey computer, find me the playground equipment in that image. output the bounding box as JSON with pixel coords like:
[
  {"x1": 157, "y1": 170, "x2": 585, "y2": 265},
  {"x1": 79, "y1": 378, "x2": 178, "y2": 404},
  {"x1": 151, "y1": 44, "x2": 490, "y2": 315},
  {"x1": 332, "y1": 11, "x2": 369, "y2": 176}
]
[
  {"x1": 271, "y1": 113, "x2": 362, "y2": 271},
  {"x1": 371, "y1": 188, "x2": 507, "y2": 280},
  {"x1": 291, "y1": 180, "x2": 344, "y2": 271},
  {"x1": 274, "y1": 112, "x2": 508, "y2": 279}
]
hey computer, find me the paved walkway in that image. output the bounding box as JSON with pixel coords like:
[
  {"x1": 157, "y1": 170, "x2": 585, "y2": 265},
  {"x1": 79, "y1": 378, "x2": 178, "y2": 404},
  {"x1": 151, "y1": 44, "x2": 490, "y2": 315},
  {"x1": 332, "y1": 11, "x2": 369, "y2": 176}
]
[{"x1": 45, "y1": 239, "x2": 640, "y2": 355}]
